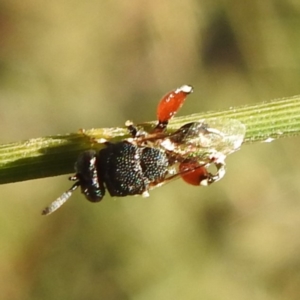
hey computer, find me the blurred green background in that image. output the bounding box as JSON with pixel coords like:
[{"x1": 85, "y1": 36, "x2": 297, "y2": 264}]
[{"x1": 1, "y1": 1, "x2": 300, "y2": 299}]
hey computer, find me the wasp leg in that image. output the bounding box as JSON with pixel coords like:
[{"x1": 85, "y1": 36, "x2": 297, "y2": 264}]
[
  {"x1": 199, "y1": 161, "x2": 226, "y2": 186},
  {"x1": 155, "y1": 85, "x2": 193, "y2": 133},
  {"x1": 125, "y1": 120, "x2": 149, "y2": 141}
]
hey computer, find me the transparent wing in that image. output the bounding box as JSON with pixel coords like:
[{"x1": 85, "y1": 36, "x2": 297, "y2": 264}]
[
  {"x1": 167, "y1": 118, "x2": 246, "y2": 159},
  {"x1": 147, "y1": 118, "x2": 245, "y2": 190}
]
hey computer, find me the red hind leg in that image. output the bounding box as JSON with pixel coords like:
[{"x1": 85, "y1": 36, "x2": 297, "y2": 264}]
[
  {"x1": 155, "y1": 85, "x2": 193, "y2": 132},
  {"x1": 179, "y1": 162, "x2": 210, "y2": 186},
  {"x1": 179, "y1": 160, "x2": 226, "y2": 186}
]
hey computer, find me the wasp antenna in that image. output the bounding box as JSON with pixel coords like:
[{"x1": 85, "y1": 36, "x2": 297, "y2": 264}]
[{"x1": 42, "y1": 182, "x2": 79, "y2": 216}]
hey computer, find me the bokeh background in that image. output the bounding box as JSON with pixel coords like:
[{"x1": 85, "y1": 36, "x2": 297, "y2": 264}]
[{"x1": 1, "y1": 1, "x2": 300, "y2": 299}]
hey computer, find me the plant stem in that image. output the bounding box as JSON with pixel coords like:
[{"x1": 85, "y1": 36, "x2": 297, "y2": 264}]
[{"x1": 1, "y1": 95, "x2": 300, "y2": 184}]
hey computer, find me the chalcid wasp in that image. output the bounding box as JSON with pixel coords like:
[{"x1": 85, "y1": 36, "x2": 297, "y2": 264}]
[{"x1": 42, "y1": 85, "x2": 245, "y2": 215}]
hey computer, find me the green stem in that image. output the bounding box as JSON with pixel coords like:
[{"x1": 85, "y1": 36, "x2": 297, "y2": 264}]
[{"x1": 1, "y1": 95, "x2": 300, "y2": 184}]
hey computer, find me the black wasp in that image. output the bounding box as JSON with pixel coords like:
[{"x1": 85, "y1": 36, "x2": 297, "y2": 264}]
[{"x1": 42, "y1": 85, "x2": 245, "y2": 215}]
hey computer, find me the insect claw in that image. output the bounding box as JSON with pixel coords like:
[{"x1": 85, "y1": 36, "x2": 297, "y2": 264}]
[
  {"x1": 142, "y1": 191, "x2": 150, "y2": 198},
  {"x1": 175, "y1": 85, "x2": 193, "y2": 94},
  {"x1": 203, "y1": 161, "x2": 226, "y2": 186}
]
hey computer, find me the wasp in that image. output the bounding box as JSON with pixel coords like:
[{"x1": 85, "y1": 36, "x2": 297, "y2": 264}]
[{"x1": 42, "y1": 85, "x2": 245, "y2": 215}]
